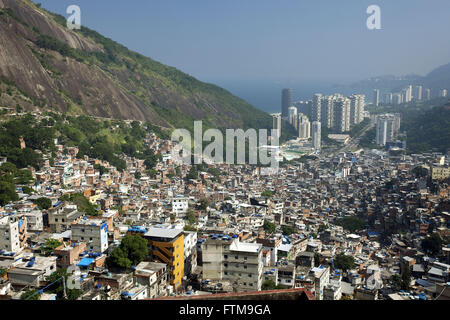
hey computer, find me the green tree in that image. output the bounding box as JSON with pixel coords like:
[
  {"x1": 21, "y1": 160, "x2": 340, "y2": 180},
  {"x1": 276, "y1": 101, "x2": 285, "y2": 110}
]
[
  {"x1": 198, "y1": 198, "x2": 209, "y2": 211},
  {"x1": 0, "y1": 180, "x2": 19, "y2": 206},
  {"x1": 401, "y1": 266, "x2": 411, "y2": 291},
  {"x1": 263, "y1": 220, "x2": 276, "y2": 234},
  {"x1": 45, "y1": 268, "x2": 82, "y2": 300},
  {"x1": 42, "y1": 239, "x2": 61, "y2": 256},
  {"x1": 334, "y1": 253, "x2": 356, "y2": 272},
  {"x1": 107, "y1": 247, "x2": 131, "y2": 269},
  {"x1": 32, "y1": 197, "x2": 52, "y2": 210},
  {"x1": 184, "y1": 225, "x2": 197, "y2": 232},
  {"x1": 106, "y1": 235, "x2": 148, "y2": 269},
  {"x1": 421, "y1": 233, "x2": 443, "y2": 255},
  {"x1": 0, "y1": 162, "x2": 17, "y2": 175},
  {"x1": 281, "y1": 225, "x2": 296, "y2": 235},
  {"x1": 15, "y1": 169, "x2": 34, "y2": 184},
  {"x1": 261, "y1": 280, "x2": 281, "y2": 291},
  {"x1": 335, "y1": 216, "x2": 365, "y2": 233},
  {"x1": 261, "y1": 190, "x2": 274, "y2": 199},
  {"x1": 186, "y1": 209, "x2": 197, "y2": 225},
  {"x1": 21, "y1": 186, "x2": 34, "y2": 194},
  {"x1": 21, "y1": 289, "x2": 41, "y2": 300}
]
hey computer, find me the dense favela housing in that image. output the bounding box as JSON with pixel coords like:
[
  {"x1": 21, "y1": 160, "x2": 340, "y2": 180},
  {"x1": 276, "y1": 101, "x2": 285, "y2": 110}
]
[{"x1": 0, "y1": 106, "x2": 449, "y2": 301}]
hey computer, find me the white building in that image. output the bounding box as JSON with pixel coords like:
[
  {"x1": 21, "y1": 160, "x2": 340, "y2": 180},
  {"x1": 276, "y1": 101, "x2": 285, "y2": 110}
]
[
  {"x1": 311, "y1": 265, "x2": 330, "y2": 300},
  {"x1": 384, "y1": 92, "x2": 393, "y2": 105},
  {"x1": 414, "y1": 85, "x2": 423, "y2": 101},
  {"x1": 71, "y1": 219, "x2": 109, "y2": 253},
  {"x1": 333, "y1": 97, "x2": 350, "y2": 133},
  {"x1": 320, "y1": 95, "x2": 334, "y2": 128},
  {"x1": 272, "y1": 113, "x2": 282, "y2": 138},
  {"x1": 349, "y1": 94, "x2": 365, "y2": 125},
  {"x1": 373, "y1": 89, "x2": 380, "y2": 106},
  {"x1": 0, "y1": 216, "x2": 22, "y2": 253},
  {"x1": 202, "y1": 237, "x2": 263, "y2": 292},
  {"x1": 22, "y1": 210, "x2": 43, "y2": 232},
  {"x1": 311, "y1": 94, "x2": 322, "y2": 122},
  {"x1": 312, "y1": 121, "x2": 321, "y2": 151},
  {"x1": 288, "y1": 106, "x2": 298, "y2": 129},
  {"x1": 298, "y1": 113, "x2": 311, "y2": 139},
  {"x1": 183, "y1": 231, "x2": 198, "y2": 276},
  {"x1": 172, "y1": 196, "x2": 189, "y2": 216},
  {"x1": 376, "y1": 113, "x2": 401, "y2": 146}
]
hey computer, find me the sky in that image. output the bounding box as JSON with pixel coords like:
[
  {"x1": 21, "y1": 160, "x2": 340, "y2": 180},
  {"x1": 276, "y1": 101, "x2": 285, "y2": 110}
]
[{"x1": 34, "y1": 0, "x2": 450, "y2": 111}]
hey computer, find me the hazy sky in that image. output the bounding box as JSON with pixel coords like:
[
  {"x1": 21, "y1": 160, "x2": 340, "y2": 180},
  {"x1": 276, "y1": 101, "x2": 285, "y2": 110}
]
[{"x1": 35, "y1": 0, "x2": 450, "y2": 84}]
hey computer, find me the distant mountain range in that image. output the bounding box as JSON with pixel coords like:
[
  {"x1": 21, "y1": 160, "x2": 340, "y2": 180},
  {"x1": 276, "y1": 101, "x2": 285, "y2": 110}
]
[
  {"x1": 334, "y1": 63, "x2": 450, "y2": 96},
  {"x1": 0, "y1": 0, "x2": 271, "y2": 131}
]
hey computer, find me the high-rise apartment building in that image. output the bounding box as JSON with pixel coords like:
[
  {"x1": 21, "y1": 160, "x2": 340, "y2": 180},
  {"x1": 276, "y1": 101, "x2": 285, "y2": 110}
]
[
  {"x1": 321, "y1": 95, "x2": 334, "y2": 128},
  {"x1": 333, "y1": 97, "x2": 350, "y2": 133},
  {"x1": 440, "y1": 89, "x2": 448, "y2": 97},
  {"x1": 373, "y1": 89, "x2": 380, "y2": 106},
  {"x1": 425, "y1": 88, "x2": 431, "y2": 100},
  {"x1": 288, "y1": 106, "x2": 298, "y2": 129},
  {"x1": 349, "y1": 94, "x2": 365, "y2": 125},
  {"x1": 281, "y1": 89, "x2": 292, "y2": 119},
  {"x1": 384, "y1": 93, "x2": 393, "y2": 105},
  {"x1": 298, "y1": 113, "x2": 311, "y2": 139},
  {"x1": 312, "y1": 121, "x2": 321, "y2": 151},
  {"x1": 311, "y1": 94, "x2": 322, "y2": 123},
  {"x1": 393, "y1": 93, "x2": 403, "y2": 105},
  {"x1": 414, "y1": 85, "x2": 423, "y2": 101},
  {"x1": 376, "y1": 113, "x2": 401, "y2": 146},
  {"x1": 294, "y1": 100, "x2": 311, "y2": 117},
  {"x1": 272, "y1": 113, "x2": 282, "y2": 138}
]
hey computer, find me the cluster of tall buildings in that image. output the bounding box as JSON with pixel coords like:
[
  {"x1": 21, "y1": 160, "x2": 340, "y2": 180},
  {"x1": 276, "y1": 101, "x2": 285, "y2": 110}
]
[
  {"x1": 375, "y1": 113, "x2": 401, "y2": 146},
  {"x1": 378, "y1": 85, "x2": 448, "y2": 106},
  {"x1": 290, "y1": 92, "x2": 366, "y2": 134},
  {"x1": 273, "y1": 89, "x2": 367, "y2": 152}
]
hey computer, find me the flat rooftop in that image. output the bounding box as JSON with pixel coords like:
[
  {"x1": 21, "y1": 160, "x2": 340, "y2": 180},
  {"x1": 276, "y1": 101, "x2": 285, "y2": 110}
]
[
  {"x1": 229, "y1": 241, "x2": 261, "y2": 253},
  {"x1": 144, "y1": 227, "x2": 182, "y2": 239}
]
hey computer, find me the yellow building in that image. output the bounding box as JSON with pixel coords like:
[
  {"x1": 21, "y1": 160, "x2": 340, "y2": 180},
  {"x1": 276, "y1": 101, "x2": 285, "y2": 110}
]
[
  {"x1": 143, "y1": 228, "x2": 185, "y2": 290},
  {"x1": 432, "y1": 166, "x2": 450, "y2": 180}
]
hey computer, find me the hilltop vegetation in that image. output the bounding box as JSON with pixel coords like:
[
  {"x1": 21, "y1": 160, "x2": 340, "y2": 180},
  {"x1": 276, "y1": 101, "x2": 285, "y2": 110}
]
[
  {"x1": 362, "y1": 98, "x2": 450, "y2": 153},
  {"x1": 0, "y1": 0, "x2": 274, "y2": 135}
]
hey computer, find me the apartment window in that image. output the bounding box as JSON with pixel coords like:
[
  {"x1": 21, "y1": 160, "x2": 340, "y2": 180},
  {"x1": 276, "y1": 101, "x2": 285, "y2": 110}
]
[
  {"x1": 248, "y1": 274, "x2": 252, "y2": 278},
  {"x1": 224, "y1": 255, "x2": 228, "y2": 259},
  {"x1": 244, "y1": 256, "x2": 247, "y2": 261},
  {"x1": 235, "y1": 256, "x2": 238, "y2": 260},
  {"x1": 244, "y1": 266, "x2": 247, "y2": 269},
  {"x1": 224, "y1": 263, "x2": 228, "y2": 267},
  {"x1": 224, "y1": 272, "x2": 228, "y2": 275}
]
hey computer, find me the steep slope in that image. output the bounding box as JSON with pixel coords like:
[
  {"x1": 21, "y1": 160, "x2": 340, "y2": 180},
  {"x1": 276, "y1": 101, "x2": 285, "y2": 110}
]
[
  {"x1": 422, "y1": 63, "x2": 450, "y2": 93},
  {"x1": 0, "y1": 0, "x2": 272, "y2": 131}
]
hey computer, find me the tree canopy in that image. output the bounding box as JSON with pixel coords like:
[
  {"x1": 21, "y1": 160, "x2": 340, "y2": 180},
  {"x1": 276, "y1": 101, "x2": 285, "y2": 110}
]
[{"x1": 106, "y1": 235, "x2": 148, "y2": 270}]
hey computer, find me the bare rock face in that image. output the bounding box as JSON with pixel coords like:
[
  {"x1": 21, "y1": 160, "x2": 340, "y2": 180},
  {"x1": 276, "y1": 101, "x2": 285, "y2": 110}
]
[{"x1": 0, "y1": 0, "x2": 271, "y2": 130}]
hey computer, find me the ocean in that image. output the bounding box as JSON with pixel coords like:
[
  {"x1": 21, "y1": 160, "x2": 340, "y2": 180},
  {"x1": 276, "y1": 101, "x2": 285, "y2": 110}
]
[{"x1": 207, "y1": 78, "x2": 345, "y2": 114}]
